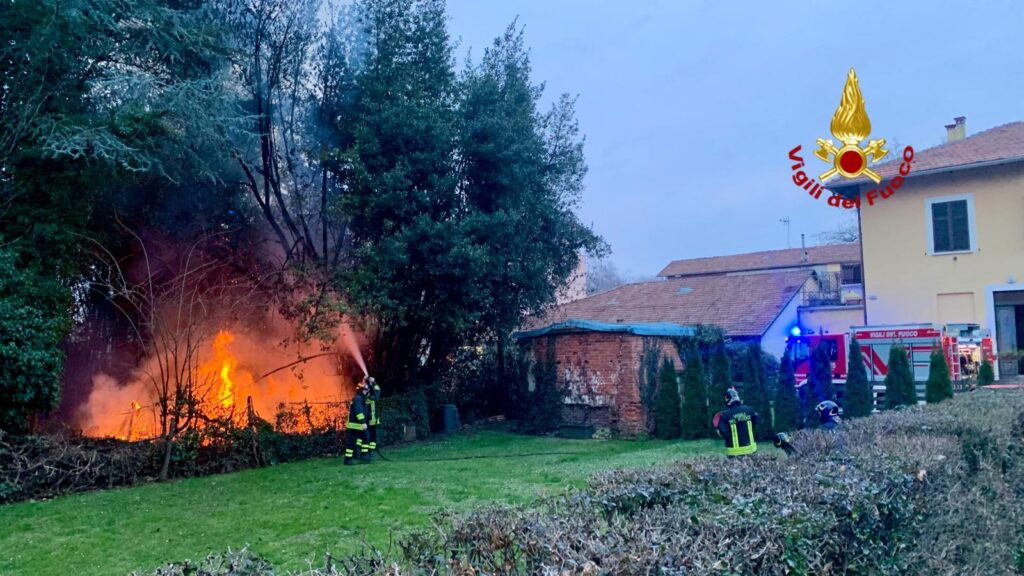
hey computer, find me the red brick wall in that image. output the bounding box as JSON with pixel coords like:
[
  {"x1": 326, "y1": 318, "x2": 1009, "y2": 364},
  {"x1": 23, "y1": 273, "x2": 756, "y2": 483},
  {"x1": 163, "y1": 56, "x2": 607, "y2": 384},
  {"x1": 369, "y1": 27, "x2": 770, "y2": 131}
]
[{"x1": 525, "y1": 333, "x2": 682, "y2": 436}]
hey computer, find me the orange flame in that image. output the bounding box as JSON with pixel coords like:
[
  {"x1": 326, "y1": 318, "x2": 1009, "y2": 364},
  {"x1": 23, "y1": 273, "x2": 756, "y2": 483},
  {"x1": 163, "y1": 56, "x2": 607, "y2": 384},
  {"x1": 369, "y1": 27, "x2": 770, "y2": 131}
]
[
  {"x1": 79, "y1": 320, "x2": 356, "y2": 439},
  {"x1": 212, "y1": 331, "x2": 237, "y2": 409}
]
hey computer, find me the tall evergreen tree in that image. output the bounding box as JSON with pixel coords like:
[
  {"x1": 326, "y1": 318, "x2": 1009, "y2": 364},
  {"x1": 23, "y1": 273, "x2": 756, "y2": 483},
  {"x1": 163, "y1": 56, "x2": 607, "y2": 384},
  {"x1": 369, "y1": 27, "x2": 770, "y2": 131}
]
[
  {"x1": 773, "y1": 355, "x2": 802, "y2": 432},
  {"x1": 978, "y1": 359, "x2": 995, "y2": 386},
  {"x1": 742, "y1": 343, "x2": 773, "y2": 439},
  {"x1": 709, "y1": 341, "x2": 733, "y2": 408},
  {"x1": 884, "y1": 344, "x2": 916, "y2": 409},
  {"x1": 925, "y1": 347, "x2": 954, "y2": 403},
  {"x1": 680, "y1": 348, "x2": 710, "y2": 439},
  {"x1": 0, "y1": 0, "x2": 233, "y2": 429},
  {"x1": 653, "y1": 358, "x2": 681, "y2": 439},
  {"x1": 808, "y1": 341, "x2": 836, "y2": 406},
  {"x1": 338, "y1": 6, "x2": 604, "y2": 387},
  {"x1": 843, "y1": 336, "x2": 873, "y2": 417}
]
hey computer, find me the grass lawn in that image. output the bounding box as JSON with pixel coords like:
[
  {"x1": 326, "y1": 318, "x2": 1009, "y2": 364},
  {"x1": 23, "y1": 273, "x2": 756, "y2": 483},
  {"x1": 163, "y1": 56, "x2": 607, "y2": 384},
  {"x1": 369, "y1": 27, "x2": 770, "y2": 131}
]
[{"x1": 0, "y1": 429, "x2": 720, "y2": 576}]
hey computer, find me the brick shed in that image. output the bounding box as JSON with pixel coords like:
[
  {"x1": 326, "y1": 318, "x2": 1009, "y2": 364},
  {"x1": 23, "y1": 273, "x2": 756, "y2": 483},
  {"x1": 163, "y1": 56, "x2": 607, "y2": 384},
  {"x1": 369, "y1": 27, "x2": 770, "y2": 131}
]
[{"x1": 514, "y1": 320, "x2": 692, "y2": 436}]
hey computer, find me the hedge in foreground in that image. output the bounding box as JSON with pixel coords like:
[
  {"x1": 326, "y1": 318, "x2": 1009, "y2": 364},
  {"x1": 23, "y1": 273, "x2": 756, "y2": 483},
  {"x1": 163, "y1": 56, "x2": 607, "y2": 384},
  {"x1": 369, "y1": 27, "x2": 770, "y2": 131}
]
[{"x1": 141, "y1": 389, "x2": 1024, "y2": 575}]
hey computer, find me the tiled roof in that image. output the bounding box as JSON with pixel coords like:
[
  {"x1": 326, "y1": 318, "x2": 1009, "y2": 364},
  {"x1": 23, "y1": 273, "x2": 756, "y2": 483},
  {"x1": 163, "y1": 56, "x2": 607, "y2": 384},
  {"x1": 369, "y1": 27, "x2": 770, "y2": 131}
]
[
  {"x1": 832, "y1": 121, "x2": 1024, "y2": 189},
  {"x1": 524, "y1": 270, "x2": 812, "y2": 338},
  {"x1": 658, "y1": 244, "x2": 860, "y2": 278}
]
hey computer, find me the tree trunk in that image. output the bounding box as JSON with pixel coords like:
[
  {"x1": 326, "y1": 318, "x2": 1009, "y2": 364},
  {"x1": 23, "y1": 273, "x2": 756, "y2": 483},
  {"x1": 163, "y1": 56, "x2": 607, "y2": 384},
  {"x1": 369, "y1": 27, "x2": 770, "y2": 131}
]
[{"x1": 159, "y1": 435, "x2": 174, "y2": 481}]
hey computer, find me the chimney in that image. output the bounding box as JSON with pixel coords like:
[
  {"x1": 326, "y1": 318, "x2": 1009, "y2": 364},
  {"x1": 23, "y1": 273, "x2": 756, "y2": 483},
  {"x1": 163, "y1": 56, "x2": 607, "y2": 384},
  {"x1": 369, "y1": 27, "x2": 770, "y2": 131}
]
[
  {"x1": 946, "y1": 116, "x2": 966, "y2": 142},
  {"x1": 801, "y1": 233, "x2": 808, "y2": 262}
]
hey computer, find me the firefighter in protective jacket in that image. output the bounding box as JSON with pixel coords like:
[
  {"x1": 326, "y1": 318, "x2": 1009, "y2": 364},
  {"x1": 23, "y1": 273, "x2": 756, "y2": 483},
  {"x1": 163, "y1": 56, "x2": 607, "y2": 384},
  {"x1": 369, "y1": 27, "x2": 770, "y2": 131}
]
[
  {"x1": 715, "y1": 388, "x2": 759, "y2": 457},
  {"x1": 344, "y1": 381, "x2": 370, "y2": 465},
  {"x1": 365, "y1": 376, "x2": 381, "y2": 458}
]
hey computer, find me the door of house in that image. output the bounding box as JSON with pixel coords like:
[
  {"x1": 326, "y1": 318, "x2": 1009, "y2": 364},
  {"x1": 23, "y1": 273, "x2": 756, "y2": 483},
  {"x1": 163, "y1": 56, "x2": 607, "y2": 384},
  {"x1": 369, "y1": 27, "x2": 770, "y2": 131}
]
[{"x1": 994, "y1": 291, "x2": 1024, "y2": 377}]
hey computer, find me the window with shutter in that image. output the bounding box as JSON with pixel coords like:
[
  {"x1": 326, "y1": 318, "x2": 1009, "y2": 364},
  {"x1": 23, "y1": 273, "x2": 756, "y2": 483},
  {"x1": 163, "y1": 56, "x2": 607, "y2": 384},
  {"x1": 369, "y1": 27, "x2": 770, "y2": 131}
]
[{"x1": 928, "y1": 198, "x2": 972, "y2": 253}]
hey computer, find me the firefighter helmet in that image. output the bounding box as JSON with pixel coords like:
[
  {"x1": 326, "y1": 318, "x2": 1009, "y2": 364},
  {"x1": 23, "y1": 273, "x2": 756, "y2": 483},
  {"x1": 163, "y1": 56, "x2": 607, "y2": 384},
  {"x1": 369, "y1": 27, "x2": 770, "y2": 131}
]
[
  {"x1": 815, "y1": 400, "x2": 840, "y2": 423},
  {"x1": 773, "y1": 432, "x2": 792, "y2": 448},
  {"x1": 724, "y1": 387, "x2": 741, "y2": 407}
]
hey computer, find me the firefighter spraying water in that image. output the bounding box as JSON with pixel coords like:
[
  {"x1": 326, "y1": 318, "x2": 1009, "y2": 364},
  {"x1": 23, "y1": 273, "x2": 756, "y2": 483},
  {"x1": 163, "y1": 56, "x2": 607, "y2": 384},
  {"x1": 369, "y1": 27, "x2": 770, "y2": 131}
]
[{"x1": 344, "y1": 379, "x2": 371, "y2": 465}]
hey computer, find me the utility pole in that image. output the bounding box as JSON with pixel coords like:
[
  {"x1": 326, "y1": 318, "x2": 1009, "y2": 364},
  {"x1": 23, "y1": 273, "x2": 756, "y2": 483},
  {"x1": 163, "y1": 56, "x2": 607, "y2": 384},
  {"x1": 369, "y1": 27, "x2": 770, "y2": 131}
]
[{"x1": 779, "y1": 217, "x2": 791, "y2": 248}]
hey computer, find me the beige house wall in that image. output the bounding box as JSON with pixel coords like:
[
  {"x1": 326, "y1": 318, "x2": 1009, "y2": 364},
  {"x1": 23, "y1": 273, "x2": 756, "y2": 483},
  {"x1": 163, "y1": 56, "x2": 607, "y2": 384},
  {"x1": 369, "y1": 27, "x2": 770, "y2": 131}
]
[{"x1": 856, "y1": 162, "x2": 1024, "y2": 338}]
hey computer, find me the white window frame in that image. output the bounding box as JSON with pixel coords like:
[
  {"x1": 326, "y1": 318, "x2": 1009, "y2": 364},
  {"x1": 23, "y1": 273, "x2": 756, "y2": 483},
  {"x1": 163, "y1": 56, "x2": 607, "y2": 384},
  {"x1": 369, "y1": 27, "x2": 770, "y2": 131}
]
[{"x1": 925, "y1": 193, "x2": 977, "y2": 255}]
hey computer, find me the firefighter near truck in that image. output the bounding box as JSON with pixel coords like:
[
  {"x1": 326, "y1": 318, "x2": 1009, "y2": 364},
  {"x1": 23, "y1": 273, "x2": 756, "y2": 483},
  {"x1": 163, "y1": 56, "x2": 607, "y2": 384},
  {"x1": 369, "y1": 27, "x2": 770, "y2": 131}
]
[{"x1": 787, "y1": 323, "x2": 993, "y2": 409}]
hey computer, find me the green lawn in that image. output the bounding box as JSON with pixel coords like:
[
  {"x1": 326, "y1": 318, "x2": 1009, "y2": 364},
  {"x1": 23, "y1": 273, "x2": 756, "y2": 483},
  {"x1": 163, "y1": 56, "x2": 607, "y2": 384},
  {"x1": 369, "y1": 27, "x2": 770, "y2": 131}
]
[{"x1": 0, "y1": 429, "x2": 720, "y2": 576}]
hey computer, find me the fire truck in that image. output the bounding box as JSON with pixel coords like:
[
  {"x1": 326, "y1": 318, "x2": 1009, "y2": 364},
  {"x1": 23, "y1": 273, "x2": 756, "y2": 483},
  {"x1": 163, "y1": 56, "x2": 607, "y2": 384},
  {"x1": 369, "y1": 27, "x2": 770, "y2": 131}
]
[{"x1": 788, "y1": 323, "x2": 993, "y2": 406}]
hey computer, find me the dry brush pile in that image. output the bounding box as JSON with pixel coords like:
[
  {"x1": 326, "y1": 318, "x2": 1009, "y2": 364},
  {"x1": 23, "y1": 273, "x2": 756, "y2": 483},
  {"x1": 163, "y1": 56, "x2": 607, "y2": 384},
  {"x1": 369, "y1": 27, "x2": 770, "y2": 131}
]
[{"x1": 138, "y1": 389, "x2": 1024, "y2": 575}]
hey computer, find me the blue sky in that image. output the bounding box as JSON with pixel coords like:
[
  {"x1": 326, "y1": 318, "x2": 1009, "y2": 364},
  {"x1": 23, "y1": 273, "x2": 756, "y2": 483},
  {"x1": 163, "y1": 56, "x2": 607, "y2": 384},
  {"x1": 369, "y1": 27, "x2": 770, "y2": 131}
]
[{"x1": 446, "y1": 0, "x2": 1024, "y2": 277}]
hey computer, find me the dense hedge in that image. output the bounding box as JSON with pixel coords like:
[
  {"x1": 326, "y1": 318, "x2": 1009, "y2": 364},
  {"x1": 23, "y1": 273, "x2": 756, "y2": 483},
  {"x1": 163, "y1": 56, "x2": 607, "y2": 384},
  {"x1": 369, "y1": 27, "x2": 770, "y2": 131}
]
[
  {"x1": 139, "y1": 389, "x2": 1024, "y2": 575},
  {"x1": 2, "y1": 389, "x2": 439, "y2": 504},
  {"x1": 0, "y1": 428, "x2": 341, "y2": 504},
  {"x1": 378, "y1": 391, "x2": 430, "y2": 445}
]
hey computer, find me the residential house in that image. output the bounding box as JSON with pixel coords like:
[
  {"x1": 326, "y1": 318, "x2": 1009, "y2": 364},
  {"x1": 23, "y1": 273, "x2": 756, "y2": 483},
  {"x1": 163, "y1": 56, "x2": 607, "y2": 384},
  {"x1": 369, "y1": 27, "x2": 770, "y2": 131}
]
[
  {"x1": 516, "y1": 244, "x2": 863, "y2": 435},
  {"x1": 830, "y1": 118, "x2": 1024, "y2": 378}
]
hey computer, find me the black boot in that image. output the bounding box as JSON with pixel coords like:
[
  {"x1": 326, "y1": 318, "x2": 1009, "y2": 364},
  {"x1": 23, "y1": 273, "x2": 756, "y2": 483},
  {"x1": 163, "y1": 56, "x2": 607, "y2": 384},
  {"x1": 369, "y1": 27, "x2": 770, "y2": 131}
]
[{"x1": 344, "y1": 458, "x2": 354, "y2": 465}]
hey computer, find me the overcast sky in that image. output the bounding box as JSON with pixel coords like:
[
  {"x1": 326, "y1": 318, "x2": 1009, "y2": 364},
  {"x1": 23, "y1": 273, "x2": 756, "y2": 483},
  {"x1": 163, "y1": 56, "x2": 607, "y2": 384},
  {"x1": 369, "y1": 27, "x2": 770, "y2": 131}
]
[{"x1": 445, "y1": 0, "x2": 1024, "y2": 277}]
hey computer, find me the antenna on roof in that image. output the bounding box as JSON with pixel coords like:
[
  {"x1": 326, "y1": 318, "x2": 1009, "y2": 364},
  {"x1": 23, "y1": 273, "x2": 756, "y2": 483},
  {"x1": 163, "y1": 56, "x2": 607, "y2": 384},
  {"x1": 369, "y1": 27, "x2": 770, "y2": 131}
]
[{"x1": 779, "y1": 217, "x2": 791, "y2": 248}]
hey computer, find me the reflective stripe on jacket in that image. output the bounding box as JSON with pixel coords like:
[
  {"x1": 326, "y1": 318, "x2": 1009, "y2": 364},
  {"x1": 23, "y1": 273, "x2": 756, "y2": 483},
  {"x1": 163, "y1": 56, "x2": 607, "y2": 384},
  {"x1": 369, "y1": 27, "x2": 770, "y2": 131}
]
[
  {"x1": 347, "y1": 393, "x2": 367, "y2": 431},
  {"x1": 716, "y1": 404, "x2": 758, "y2": 456},
  {"x1": 367, "y1": 383, "x2": 381, "y2": 426}
]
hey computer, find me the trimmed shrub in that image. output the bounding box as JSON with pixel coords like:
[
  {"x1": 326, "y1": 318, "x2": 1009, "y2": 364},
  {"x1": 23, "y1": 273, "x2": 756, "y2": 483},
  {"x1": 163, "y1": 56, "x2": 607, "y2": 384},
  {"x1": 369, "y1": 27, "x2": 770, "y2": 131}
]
[
  {"x1": 159, "y1": 390, "x2": 1024, "y2": 575},
  {"x1": 131, "y1": 548, "x2": 275, "y2": 576},
  {"x1": 925, "y1": 347, "x2": 954, "y2": 404},
  {"x1": 389, "y1": 390, "x2": 1024, "y2": 575},
  {"x1": 843, "y1": 336, "x2": 873, "y2": 417},
  {"x1": 742, "y1": 343, "x2": 773, "y2": 440},
  {"x1": 979, "y1": 359, "x2": 995, "y2": 386},
  {"x1": 773, "y1": 355, "x2": 802, "y2": 432},
  {"x1": 378, "y1": 390, "x2": 430, "y2": 445},
  {"x1": 885, "y1": 344, "x2": 916, "y2": 409},
  {"x1": 653, "y1": 358, "x2": 681, "y2": 439},
  {"x1": 679, "y1": 350, "x2": 709, "y2": 439}
]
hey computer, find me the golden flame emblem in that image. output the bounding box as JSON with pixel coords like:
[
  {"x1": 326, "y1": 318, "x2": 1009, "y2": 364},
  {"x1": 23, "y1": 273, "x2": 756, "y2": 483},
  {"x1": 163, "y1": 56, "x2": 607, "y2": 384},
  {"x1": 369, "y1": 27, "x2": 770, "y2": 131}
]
[{"x1": 814, "y1": 68, "x2": 888, "y2": 183}]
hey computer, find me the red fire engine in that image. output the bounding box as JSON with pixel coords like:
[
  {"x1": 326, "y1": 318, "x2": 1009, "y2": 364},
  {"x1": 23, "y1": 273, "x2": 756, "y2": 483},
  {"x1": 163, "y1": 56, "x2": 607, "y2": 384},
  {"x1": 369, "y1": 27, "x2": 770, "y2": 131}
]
[{"x1": 788, "y1": 323, "x2": 993, "y2": 405}]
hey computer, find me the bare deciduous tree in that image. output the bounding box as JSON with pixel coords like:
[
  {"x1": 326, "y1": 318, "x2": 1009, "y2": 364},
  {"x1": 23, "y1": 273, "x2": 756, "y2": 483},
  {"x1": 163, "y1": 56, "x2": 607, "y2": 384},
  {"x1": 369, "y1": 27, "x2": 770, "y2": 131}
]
[
  {"x1": 816, "y1": 217, "x2": 860, "y2": 245},
  {"x1": 586, "y1": 257, "x2": 627, "y2": 295},
  {"x1": 82, "y1": 227, "x2": 274, "y2": 480}
]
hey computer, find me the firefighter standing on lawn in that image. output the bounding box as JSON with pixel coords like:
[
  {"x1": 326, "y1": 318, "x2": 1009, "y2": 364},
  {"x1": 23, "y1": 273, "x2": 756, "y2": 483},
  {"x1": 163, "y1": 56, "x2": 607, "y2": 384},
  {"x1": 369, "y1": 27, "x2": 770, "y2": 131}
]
[
  {"x1": 714, "y1": 387, "x2": 759, "y2": 457},
  {"x1": 365, "y1": 376, "x2": 381, "y2": 458},
  {"x1": 344, "y1": 379, "x2": 370, "y2": 465}
]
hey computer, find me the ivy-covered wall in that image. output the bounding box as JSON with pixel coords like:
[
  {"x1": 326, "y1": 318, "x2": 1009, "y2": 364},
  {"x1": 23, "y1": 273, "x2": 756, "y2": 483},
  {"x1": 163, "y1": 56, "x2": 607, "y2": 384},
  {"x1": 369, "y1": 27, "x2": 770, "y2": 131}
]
[{"x1": 522, "y1": 332, "x2": 681, "y2": 436}]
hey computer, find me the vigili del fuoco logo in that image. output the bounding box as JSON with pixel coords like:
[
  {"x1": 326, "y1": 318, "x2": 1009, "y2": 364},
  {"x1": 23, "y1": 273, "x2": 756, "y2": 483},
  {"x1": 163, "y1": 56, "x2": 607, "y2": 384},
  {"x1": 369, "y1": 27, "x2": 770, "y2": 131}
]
[{"x1": 789, "y1": 68, "x2": 915, "y2": 209}]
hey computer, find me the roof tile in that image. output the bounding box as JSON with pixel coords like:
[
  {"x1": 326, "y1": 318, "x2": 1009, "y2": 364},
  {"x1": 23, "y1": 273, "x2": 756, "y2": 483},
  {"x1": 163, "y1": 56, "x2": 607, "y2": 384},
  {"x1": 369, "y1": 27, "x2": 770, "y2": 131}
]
[
  {"x1": 526, "y1": 270, "x2": 812, "y2": 338},
  {"x1": 658, "y1": 244, "x2": 860, "y2": 278},
  {"x1": 834, "y1": 121, "x2": 1024, "y2": 188}
]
